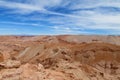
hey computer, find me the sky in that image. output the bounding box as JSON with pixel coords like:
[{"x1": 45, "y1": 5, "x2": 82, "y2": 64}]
[{"x1": 0, "y1": 0, "x2": 120, "y2": 35}]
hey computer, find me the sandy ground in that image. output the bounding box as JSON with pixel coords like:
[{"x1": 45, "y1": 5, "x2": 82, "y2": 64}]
[{"x1": 0, "y1": 35, "x2": 120, "y2": 80}]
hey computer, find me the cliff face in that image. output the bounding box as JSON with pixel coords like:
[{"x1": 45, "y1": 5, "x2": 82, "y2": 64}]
[{"x1": 0, "y1": 35, "x2": 120, "y2": 80}]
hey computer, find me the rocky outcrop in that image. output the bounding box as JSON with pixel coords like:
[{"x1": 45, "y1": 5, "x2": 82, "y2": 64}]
[
  {"x1": 0, "y1": 63, "x2": 67, "y2": 80},
  {"x1": 0, "y1": 60, "x2": 21, "y2": 69},
  {"x1": 15, "y1": 44, "x2": 45, "y2": 63},
  {"x1": 0, "y1": 36, "x2": 120, "y2": 80}
]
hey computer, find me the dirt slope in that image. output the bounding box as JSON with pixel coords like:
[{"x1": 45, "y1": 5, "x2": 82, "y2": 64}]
[
  {"x1": 0, "y1": 35, "x2": 120, "y2": 80},
  {"x1": 57, "y1": 35, "x2": 120, "y2": 45}
]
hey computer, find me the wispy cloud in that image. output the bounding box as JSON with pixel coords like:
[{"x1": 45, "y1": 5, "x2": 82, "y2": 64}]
[
  {"x1": 0, "y1": 21, "x2": 40, "y2": 26},
  {"x1": 0, "y1": 0, "x2": 120, "y2": 35}
]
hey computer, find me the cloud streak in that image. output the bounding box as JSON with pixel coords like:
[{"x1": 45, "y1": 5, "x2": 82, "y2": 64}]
[{"x1": 0, "y1": 0, "x2": 120, "y2": 35}]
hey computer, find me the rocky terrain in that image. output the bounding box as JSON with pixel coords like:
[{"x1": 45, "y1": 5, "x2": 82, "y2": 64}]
[{"x1": 0, "y1": 35, "x2": 120, "y2": 80}]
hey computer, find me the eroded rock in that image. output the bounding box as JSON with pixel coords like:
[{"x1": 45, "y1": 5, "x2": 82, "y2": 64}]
[{"x1": 0, "y1": 60, "x2": 21, "y2": 69}]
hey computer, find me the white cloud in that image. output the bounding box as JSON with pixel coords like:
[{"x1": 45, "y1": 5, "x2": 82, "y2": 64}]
[
  {"x1": 27, "y1": 0, "x2": 62, "y2": 7},
  {"x1": 0, "y1": 0, "x2": 120, "y2": 34},
  {"x1": 90, "y1": 15, "x2": 120, "y2": 24},
  {"x1": 0, "y1": 21, "x2": 40, "y2": 26},
  {"x1": 69, "y1": 0, "x2": 120, "y2": 9},
  {"x1": 0, "y1": 0, "x2": 64, "y2": 15},
  {"x1": 0, "y1": 1, "x2": 42, "y2": 10}
]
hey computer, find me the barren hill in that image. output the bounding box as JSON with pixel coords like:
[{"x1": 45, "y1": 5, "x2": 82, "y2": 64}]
[{"x1": 0, "y1": 35, "x2": 120, "y2": 80}]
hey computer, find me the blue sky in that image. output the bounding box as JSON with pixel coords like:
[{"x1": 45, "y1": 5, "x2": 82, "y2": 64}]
[{"x1": 0, "y1": 0, "x2": 120, "y2": 35}]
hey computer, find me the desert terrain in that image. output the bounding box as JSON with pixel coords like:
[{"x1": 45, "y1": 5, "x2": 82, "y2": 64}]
[{"x1": 0, "y1": 35, "x2": 120, "y2": 80}]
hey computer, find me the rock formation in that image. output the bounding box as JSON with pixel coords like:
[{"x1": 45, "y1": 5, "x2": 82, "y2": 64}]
[{"x1": 0, "y1": 35, "x2": 120, "y2": 80}]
